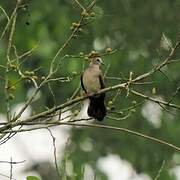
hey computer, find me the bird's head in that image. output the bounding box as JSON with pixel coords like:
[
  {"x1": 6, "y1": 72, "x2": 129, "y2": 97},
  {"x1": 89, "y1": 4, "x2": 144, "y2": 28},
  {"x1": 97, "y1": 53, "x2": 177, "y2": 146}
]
[{"x1": 90, "y1": 57, "x2": 105, "y2": 66}]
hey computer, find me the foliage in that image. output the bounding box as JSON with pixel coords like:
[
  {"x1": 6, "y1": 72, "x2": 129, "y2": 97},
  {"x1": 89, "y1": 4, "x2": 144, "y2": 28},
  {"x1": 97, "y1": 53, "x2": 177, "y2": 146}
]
[
  {"x1": 0, "y1": 0, "x2": 180, "y2": 179},
  {"x1": 26, "y1": 176, "x2": 40, "y2": 180}
]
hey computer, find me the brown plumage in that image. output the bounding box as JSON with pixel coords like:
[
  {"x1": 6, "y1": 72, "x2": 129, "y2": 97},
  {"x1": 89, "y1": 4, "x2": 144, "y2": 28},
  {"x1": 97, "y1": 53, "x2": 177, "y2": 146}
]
[{"x1": 81, "y1": 57, "x2": 106, "y2": 121}]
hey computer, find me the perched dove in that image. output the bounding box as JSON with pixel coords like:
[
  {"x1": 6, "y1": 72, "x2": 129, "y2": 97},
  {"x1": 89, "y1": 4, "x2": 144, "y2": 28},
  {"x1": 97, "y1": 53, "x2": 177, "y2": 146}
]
[{"x1": 81, "y1": 57, "x2": 106, "y2": 121}]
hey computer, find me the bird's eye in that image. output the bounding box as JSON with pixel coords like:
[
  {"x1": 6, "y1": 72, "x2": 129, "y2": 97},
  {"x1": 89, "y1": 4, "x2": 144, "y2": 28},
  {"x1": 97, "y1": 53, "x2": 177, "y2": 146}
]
[{"x1": 96, "y1": 58, "x2": 101, "y2": 63}]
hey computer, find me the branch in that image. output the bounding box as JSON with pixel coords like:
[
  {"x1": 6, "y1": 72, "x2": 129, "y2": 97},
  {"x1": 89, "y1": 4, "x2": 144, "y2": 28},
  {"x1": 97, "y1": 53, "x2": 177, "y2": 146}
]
[
  {"x1": 130, "y1": 89, "x2": 180, "y2": 109},
  {"x1": 60, "y1": 123, "x2": 180, "y2": 152},
  {"x1": 47, "y1": 129, "x2": 61, "y2": 179},
  {"x1": 2, "y1": 122, "x2": 180, "y2": 152},
  {"x1": 132, "y1": 42, "x2": 180, "y2": 83},
  {"x1": 0, "y1": 160, "x2": 25, "y2": 164},
  {"x1": 13, "y1": 0, "x2": 96, "y2": 121},
  {"x1": 74, "y1": 0, "x2": 86, "y2": 11}
]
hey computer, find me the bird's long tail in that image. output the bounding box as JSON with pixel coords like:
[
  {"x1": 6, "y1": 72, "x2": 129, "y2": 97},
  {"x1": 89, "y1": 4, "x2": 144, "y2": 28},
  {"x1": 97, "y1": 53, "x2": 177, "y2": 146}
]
[{"x1": 87, "y1": 94, "x2": 106, "y2": 121}]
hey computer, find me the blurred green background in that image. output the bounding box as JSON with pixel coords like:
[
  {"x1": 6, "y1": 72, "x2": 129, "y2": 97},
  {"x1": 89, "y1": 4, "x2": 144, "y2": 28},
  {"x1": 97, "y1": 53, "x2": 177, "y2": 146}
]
[{"x1": 0, "y1": 0, "x2": 180, "y2": 179}]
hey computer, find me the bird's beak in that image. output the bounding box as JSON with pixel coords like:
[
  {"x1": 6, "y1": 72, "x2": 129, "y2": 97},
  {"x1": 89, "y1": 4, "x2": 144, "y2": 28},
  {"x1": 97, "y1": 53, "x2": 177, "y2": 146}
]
[{"x1": 101, "y1": 62, "x2": 106, "y2": 66}]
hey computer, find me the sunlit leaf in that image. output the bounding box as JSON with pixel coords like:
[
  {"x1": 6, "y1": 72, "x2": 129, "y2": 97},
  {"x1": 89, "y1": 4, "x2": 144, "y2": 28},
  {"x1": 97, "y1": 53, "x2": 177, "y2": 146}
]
[
  {"x1": 26, "y1": 176, "x2": 40, "y2": 180},
  {"x1": 160, "y1": 33, "x2": 173, "y2": 50}
]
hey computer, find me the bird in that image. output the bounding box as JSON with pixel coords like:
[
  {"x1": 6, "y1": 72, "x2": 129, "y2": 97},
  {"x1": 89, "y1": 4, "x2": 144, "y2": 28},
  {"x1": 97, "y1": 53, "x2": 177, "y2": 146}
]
[{"x1": 81, "y1": 57, "x2": 106, "y2": 121}]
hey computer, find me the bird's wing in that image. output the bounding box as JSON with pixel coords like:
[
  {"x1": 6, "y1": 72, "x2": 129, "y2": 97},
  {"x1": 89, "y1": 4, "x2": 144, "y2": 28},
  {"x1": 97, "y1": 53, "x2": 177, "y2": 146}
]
[
  {"x1": 99, "y1": 72, "x2": 105, "y2": 89},
  {"x1": 80, "y1": 72, "x2": 87, "y2": 93}
]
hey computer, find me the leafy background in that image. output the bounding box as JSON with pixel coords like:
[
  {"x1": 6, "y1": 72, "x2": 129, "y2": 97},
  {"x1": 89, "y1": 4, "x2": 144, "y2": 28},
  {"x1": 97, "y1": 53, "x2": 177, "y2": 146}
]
[{"x1": 0, "y1": 0, "x2": 180, "y2": 179}]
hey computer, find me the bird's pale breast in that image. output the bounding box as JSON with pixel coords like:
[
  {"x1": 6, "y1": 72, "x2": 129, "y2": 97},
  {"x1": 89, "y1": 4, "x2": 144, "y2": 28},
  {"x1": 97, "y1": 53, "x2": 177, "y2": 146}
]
[{"x1": 83, "y1": 68, "x2": 101, "y2": 93}]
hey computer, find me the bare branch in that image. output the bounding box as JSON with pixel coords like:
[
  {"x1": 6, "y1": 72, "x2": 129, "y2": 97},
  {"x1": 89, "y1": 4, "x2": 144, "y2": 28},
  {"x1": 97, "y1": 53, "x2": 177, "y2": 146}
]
[
  {"x1": 154, "y1": 160, "x2": 165, "y2": 180},
  {"x1": 74, "y1": 0, "x2": 86, "y2": 11},
  {"x1": 1, "y1": 122, "x2": 180, "y2": 152},
  {"x1": 47, "y1": 128, "x2": 61, "y2": 179},
  {"x1": 9, "y1": 158, "x2": 13, "y2": 180},
  {"x1": 130, "y1": 89, "x2": 180, "y2": 109},
  {"x1": 0, "y1": 160, "x2": 25, "y2": 164}
]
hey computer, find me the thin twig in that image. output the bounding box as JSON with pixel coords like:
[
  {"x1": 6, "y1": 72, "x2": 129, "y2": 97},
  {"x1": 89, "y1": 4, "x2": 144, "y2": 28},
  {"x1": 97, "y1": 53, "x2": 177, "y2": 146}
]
[
  {"x1": 130, "y1": 89, "x2": 180, "y2": 109},
  {"x1": 0, "y1": 160, "x2": 25, "y2": 164},
  {"x1": 1, "y1": 122, "x2": 180, "y2": 152},
  {"x1": 60, "y1": 123, "x2": 180, "y2": 152},
  {"x1": 69, "y1": 82, "x2": 81, "y2": 100},
  {"x1": 5, "y1": 6, "x2": 18, "y2": 121},
  {"x1": 0, "y1": 0, "x2": 21, "y2": 39},
  {"x1": 9, "y1": 157, "x2": 13, "y2": 180},
  {"x1": 0, "y1": 5, "x2": 10, "y2": 21},
  {"x1": 47, "y1": 128, "x2": 61, "y2": 179},
  {"x1": 154, "y1": 160, "x2": 165, "y2": 180},
  {"x1": 0, "y1": 173, "x2": 16, "y2": 180},
  {"x1": 74, "y1": 0, "x2": 86, "y2": 11}
]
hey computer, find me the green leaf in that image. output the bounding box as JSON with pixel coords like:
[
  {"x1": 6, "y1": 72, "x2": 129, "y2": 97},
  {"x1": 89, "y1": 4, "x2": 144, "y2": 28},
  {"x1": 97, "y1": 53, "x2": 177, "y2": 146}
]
[
  {"x1": 93, "y1": 6, "x2": 104, "y2": 18},
  {"x1": 26, "y1": 176, "x2": 40, "y2": 180},
  {"x1": 161, "y1": 33, "x2": 173, "y2": 50}
]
